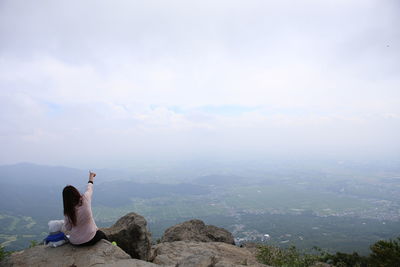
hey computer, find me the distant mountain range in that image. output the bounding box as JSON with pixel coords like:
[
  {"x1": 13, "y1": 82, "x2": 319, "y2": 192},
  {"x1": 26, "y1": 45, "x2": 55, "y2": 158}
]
[
  {"x1": 0, "y1": 162, "x2": 211, "y2": 217},
  {"x1": 0, "y1": 162, "x2": 132, "y2": 186}
]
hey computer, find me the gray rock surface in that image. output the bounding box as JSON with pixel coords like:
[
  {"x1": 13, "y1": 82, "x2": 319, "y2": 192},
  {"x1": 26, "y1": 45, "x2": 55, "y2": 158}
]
[
  {"x1": 1, "y1": 213, "x2": 272, "y2": 267},
  {"x1": 101, "y1": 212, "x2": 152, "y2": 260},
  {"x1": 1, "y1": 240, "x2": 159, "y2": 267},
  {"x1": 102, "y1": 259, "x2": 164, "y2": 267},
  {"x1": 161, "y1": 219, "x2": 235, "y2": 245},
  {"x1": 151, "y1": 241, "x2": 270, "y2": 267}
]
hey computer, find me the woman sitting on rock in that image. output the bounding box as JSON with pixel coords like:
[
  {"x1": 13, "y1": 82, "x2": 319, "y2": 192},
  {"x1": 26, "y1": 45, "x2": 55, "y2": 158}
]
[{"x1": 63, "y1": 171, "x2": 108, "y2": 246}]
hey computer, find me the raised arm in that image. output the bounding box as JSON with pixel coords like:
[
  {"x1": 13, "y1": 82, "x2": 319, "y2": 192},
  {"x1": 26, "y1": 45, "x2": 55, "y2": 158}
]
[
  {"x1": 84, "y1": 171, "x2": 96, "y2": 200},
  {"x1": 89, "y1": 171, "x2": 96, "y2": 183}
]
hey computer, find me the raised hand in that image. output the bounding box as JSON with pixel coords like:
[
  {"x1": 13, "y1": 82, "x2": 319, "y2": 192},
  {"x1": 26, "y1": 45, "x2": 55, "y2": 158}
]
[{"x1": 89, "y1": 171, "x2": 96, "y2": 182}]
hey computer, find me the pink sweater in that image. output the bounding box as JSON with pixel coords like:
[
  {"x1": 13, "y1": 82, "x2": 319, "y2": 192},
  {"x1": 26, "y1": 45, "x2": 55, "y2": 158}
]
[{"x1": 64, "y1": 183, "x2": 98, "y2": 245}]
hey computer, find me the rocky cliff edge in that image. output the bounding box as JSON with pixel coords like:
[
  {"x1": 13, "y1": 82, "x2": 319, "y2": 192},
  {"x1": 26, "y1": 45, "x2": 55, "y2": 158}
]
[{"x1": 1, "y1": 212, "x2": 270, "y2": 267}]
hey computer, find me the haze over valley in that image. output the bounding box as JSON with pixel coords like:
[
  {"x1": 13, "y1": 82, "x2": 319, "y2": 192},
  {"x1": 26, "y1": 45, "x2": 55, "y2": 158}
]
[
  {"x1": 1, "y1": 160, "x2": 399, "y2": 255},
  {"x1": 1, "y1": 0, "x2": 399, "y2": 261}
]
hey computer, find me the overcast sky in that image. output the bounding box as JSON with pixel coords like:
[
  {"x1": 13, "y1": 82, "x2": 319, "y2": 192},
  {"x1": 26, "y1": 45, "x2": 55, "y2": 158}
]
[{"x1": 0, "y1": 0, "x2": 399, "y2": 168}]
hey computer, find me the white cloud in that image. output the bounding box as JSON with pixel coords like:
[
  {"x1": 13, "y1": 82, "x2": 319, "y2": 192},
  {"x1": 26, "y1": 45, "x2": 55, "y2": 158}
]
[{"x1": 0, "y1": 0, "x2": 399, "y2": 166}]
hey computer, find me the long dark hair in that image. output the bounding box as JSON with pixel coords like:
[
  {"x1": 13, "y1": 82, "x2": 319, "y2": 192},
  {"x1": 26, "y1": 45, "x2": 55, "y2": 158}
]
[{"x1": 63, "y1": 185, "x2": 81, "y2": 226}]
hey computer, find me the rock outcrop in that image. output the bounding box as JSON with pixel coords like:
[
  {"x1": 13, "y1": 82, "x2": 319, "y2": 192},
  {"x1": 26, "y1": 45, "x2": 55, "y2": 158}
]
[
  {"x1": 1, "y1": 213, "x2": 271, "y2": 267},
  {"x1": 101, "y1": 212, "x2": 151, "y2": 260},
  {"x1": 1, "y1": 240, "x2": 159, "y2": 267},
  {"x1": 151, "y1": 241, "x2": 269, "y2": 267},
  {"x1": 161, "y1": 219, "x2": 235, "y2": 245}
]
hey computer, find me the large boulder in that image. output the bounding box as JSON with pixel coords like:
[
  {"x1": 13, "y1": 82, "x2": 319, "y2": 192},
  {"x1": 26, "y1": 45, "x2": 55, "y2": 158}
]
[
  {"x1": 101, "y1": 212, "x2": 152, "y2": 260},
  {"x1": 151, "y1": 241, "x2": 270, "y2": 267},
  {"x1": 1, "y1": 240, "x2": 159, "y2": 267},
  {"x1": 161, "y1": 219, "x2": 234, "y2": 245}
]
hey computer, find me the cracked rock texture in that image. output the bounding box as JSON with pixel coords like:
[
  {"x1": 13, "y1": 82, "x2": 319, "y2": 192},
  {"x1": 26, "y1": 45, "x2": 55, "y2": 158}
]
[
  {"x1": 161, "y1": 219, "x2": 235, "y2": 245},
  {"x1": 101, "y1": 212, "x2": 152, "y2": 260},
  {"x1": 1, "y1": 240, "x2": 159, "y2": 267},
  {"x1": 1, "y1": 214, "x2": 273, "y2": 267},
  {"x1": 151, "y1": 241, "x2": 270, "y2": 267}
]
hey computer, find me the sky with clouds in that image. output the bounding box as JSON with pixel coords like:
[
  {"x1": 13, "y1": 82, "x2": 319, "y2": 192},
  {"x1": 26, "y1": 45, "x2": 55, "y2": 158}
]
[{"x1": 0, "y1": 0, "x2": 399, "y2": 168}]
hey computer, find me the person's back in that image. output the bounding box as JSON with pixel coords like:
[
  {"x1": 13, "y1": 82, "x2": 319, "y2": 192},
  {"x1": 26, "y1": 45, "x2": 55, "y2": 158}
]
[{"x1": 63, "y1": 171, "x2": 107, "y2": 246}]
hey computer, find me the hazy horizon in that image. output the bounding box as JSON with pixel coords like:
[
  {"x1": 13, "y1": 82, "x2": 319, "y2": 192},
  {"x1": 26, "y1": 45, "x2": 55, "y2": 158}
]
[{"x1": 1, "y1": 0, "x2": 399, "y2": 168}]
